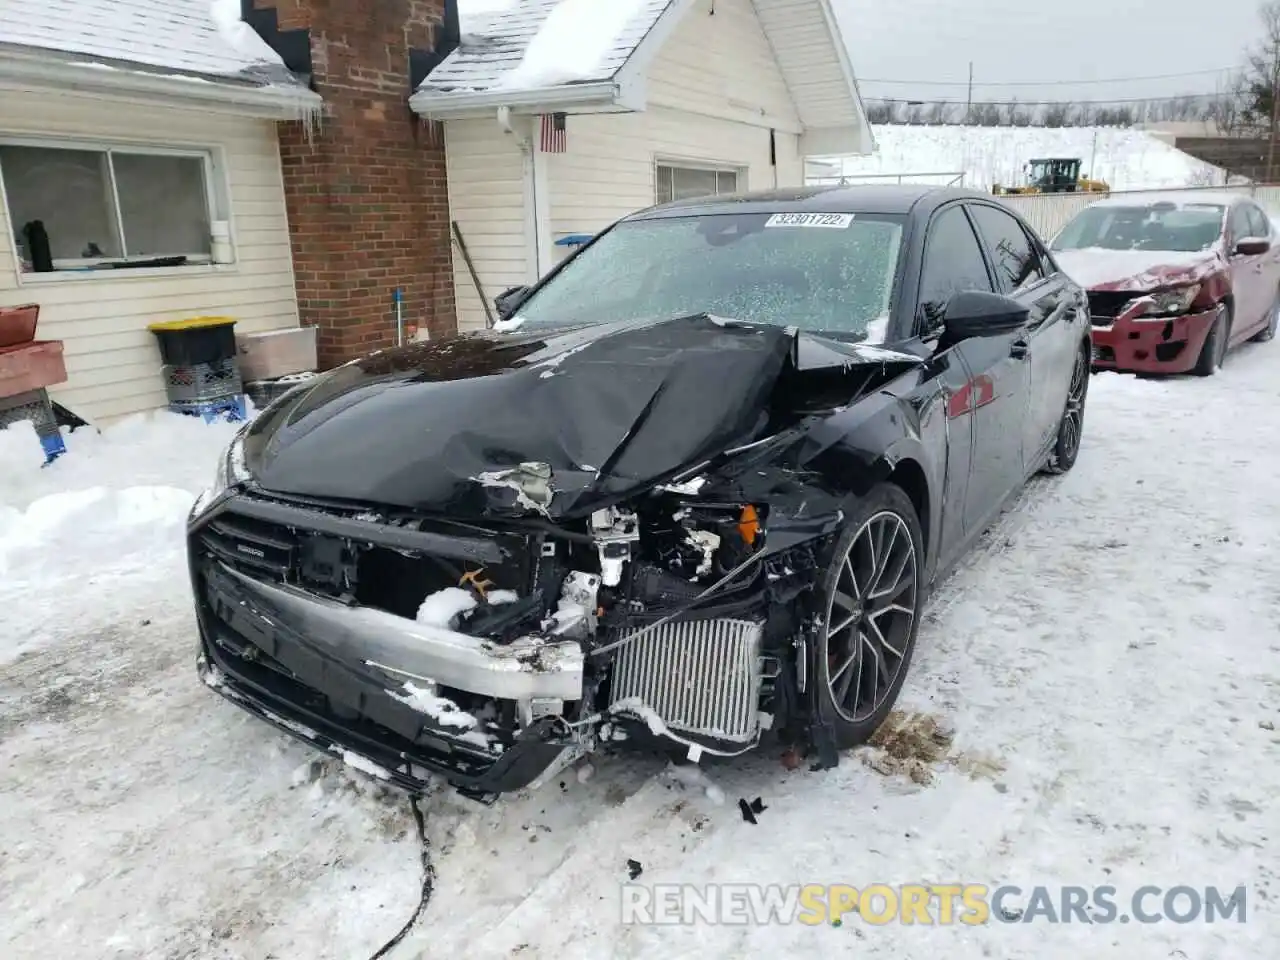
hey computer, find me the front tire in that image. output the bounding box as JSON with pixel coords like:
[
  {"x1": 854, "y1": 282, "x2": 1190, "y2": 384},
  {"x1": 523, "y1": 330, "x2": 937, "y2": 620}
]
[
  {"x1": 1192, "y1": 304, "x2": 1230, "y2": 377},
  {"x1": 814, "y1": 484, "x2": 924, "y2": 749},
  {"x1": 1044, "y1": 343, "x2": 1089, "y2": 475}
]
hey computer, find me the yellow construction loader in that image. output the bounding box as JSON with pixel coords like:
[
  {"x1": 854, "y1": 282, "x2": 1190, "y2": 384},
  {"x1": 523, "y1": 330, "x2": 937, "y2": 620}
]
[{"x1": 992, "y1": 158, "x2": 1109, "y2": 195}]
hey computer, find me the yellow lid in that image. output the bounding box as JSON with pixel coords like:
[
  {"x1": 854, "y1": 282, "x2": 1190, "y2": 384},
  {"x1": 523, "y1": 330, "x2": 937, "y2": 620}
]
[{"x1": 147, "y1": 316, "x2": 238, "y2": 333}]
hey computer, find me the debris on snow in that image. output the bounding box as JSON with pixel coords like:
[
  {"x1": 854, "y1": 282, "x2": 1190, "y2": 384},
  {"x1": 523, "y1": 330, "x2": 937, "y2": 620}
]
[
  {"x1": 737, "y1": 797, "x2": 767, "y2": 825},
  {"x1": 626, "y1": 858, "x2": 643, "y2": 880}
]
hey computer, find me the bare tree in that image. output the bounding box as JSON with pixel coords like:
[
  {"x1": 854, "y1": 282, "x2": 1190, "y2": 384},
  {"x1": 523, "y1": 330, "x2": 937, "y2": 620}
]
[
  {"x1": 924, "y1": 101, "x2": 954, "y2": 125},
  {"x1": 865, "y1": 101, "x2": 894, "y2": 124},
  {"x1": 969, "y1": 101, "x2": 1003, "y2": 126},
  {"x1": 1207, "y1": 75, "x2": 1251, "y2": 136},
  {"x1": 1042, "y1": 101, "x2": 1074, "y2": 127},
  {"x1": 1241, "y1": 0, "x2": 1280, "y2": 176}
]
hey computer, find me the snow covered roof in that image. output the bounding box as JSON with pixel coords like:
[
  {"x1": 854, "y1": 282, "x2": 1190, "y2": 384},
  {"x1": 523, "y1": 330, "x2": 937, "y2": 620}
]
[
  {"x1": 0, "y1": 0, "x2": 321, "y2": 117},
  {"x1": 411, "y1": 0, "x2": 873, "y2": 154}
]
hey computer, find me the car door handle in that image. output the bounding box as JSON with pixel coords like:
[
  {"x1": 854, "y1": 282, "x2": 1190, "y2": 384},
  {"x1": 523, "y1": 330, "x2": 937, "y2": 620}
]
[{"x1": 1010, "y1": 339, "x2": 1031, "y2": 359}]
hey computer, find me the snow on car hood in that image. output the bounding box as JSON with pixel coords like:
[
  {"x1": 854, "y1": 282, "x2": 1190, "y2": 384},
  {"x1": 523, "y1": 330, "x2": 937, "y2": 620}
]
[
  {"x1": 1053, "y1": 247, "x2": 1222, "y2": 292},
  {"x1": 239, "y1": 314, "x2": 923, "y2": 520}
]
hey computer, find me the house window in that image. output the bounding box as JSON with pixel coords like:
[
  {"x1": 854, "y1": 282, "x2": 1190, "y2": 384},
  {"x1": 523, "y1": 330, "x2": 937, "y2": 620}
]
[
  {"x1": 0, "y1": 140, "x2": 223, "y2": 275},
  {"x1": 656, "y1": 163, "x2": 742, "y2": 204}
]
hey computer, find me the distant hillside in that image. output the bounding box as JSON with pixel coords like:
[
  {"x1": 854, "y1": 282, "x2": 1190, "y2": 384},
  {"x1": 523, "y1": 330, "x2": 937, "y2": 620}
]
[{"x1": 813, "y1": 126, "x2": 1229, "y2": 193}]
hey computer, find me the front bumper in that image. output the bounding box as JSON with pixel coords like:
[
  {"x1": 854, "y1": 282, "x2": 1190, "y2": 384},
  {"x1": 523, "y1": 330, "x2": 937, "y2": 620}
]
[
  {"x1": 188, "y1": 495, "x2": 583, "y2": 798},
  {"x1": 1090, "y1": 306, "x2": 1216, "y2": 374}
]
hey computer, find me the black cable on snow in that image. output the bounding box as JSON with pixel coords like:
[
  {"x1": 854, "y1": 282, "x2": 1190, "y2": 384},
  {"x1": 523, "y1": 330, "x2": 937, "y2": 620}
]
[{"x1": 368, "y1": 794, "x2": 435, "y2": 960}]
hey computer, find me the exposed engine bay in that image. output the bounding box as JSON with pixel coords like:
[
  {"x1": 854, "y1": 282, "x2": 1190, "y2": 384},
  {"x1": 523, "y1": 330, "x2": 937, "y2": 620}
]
[{"x1": 193, "y1": 479, "x2": 831, "y2": 802}]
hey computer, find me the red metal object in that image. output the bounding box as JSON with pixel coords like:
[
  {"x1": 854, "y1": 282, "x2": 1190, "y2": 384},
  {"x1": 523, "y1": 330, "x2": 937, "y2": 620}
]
[
  {"x1": 0, "y1": 304, "x2": 68, "y2": 399},
  {"x1": 1090, "y1": 305, "x2": 1218, "y2": 375},
  {"x1": 0, "y1": 303, "x2": 39, "y2": 349}
]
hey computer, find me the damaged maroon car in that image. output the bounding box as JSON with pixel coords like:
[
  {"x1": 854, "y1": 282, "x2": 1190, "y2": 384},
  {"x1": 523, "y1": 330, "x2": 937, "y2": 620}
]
[
  {"x1": 1052, "y1": 192, "x2": 1280, "y2": 375},
  {"x1": 188, "y1": 186, "x2": 1090, "y2": 802}
]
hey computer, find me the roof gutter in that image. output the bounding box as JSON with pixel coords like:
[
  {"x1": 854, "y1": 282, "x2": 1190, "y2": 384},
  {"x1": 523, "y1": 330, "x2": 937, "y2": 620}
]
[
  {"x1": 409, "y1": 80, "x2": 620, "y2": 120},
  {"x1": 0, "y1": 50, "x2": 323, "y2": 120}
]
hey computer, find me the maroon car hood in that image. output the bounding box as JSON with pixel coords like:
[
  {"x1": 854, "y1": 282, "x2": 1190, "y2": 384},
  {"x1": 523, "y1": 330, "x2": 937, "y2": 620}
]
[{"x1": 1054, "y1": 247, "x2": 1223, "y2": 291}]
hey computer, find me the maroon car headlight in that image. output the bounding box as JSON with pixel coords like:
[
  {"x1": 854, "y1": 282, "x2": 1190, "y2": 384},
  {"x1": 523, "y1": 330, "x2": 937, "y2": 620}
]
[{"x1": 1143, "y1": 283, "x2": 1202, "y2": 317}]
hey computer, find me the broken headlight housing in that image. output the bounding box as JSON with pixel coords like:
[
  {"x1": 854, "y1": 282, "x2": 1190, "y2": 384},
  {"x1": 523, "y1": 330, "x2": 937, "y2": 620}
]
[
  {"x1": 193, "y1": 428, "x2": 251, "y2": 518},
  {"x1": 1142, "y1": 283, "x2": 1201, "y2": 317}
]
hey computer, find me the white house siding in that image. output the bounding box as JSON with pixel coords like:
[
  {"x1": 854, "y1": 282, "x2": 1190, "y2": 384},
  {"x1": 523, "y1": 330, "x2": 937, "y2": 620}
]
[
  {"x1": 439, "y1": 0, "x2": 807, "y2": 332},
  {"x1": 543, "y1": 0, "x2": 804, "y2": 259},
  {"x1": 545, "y1": 107, "x2": 800, "y2": 248},
  {"x1": 0, "y1": 87, "x2": 298, "y2": 422},
  {"x1": 444, "y1": 118, "x2": 529, "y2": 333},
  {"x1": 753, "y1": 0, "x2": 862, "y2": 136}
]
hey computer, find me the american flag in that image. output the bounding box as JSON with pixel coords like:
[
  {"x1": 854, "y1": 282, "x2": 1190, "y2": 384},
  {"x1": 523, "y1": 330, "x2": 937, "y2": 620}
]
[{"x1": 540, "y1": 112, "x2": 567, "y2": 153}]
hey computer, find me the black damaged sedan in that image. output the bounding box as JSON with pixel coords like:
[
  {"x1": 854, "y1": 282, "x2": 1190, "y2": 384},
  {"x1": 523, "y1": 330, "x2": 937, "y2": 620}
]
[{"x1": 189, "y1": 185, "x2": 1091, "y2": 802}]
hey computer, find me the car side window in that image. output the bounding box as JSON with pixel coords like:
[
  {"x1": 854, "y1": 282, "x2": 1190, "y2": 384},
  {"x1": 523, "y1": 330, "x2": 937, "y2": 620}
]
[
  {"x1": 917, "y1": 206, "x2": 995, "y2": 333},
  {"x1": 1246, "y1": 203, "x2": 1271, "y2": 239},
  {"x1": 969, "y1": 204, "x2": 1047, "y2": 293}
]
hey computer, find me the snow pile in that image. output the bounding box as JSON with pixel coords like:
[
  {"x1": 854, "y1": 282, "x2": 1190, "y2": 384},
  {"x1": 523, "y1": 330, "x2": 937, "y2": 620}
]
[
  {"x1": 459, "y1": 0, "x2": 520, "y2": 38},
  {"x1": 0, "y1": 410, "x2": 241, "y2": 662},
  {"x1": 391, "y1": 681, "x2": 479, "y2": 729},
  {"x1": 496, "y1": 0, "x2": 648, "y2": 89},
  {"x1": 416, "y1": 586, "x2": 478, "y2": 627},
  {"x1": 819, "y1": 125, "x2": 1227, "y2": 193},
  {"x1": 208, "y1": 0, "x2": 283, "y2": 65}
]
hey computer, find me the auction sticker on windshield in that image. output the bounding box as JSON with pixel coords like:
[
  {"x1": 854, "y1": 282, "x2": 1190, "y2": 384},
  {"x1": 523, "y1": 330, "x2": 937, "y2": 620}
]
[{"x1": 765, "y1": 213, "x2": 855, "y2": 228}]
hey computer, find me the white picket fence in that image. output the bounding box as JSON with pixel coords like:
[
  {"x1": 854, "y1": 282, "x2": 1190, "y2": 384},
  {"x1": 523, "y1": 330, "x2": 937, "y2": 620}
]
[{"x1": 999, "y1": 184, "x2": 1280, "y2": 243}]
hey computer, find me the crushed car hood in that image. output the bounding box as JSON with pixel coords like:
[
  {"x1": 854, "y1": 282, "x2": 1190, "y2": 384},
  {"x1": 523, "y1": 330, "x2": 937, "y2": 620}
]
[
  {"x1": 241, "y1": 314, "x2": 922, "y2": 520},
  {"x1": 1054, "y1": 247, "x2": 1223, "y2": 292}
]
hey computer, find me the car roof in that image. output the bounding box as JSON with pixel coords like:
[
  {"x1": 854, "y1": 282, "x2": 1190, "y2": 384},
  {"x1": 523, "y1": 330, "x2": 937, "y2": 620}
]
[
  {"x1": 1085, "y1": 190, "x2": 1245, "y2": 210},
  {"x1": 625, "y1": 184, "x2": 1001, "y2": 221}
]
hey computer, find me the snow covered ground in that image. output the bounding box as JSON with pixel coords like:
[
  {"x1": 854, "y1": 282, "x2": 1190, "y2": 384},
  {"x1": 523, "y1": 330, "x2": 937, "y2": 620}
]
[
  {"x1": 2, "y1": 343, "x2": 1278, "y2": 959},
  {"x1": 816, "y1": 125, "x2": 1227, "y2": 192}
]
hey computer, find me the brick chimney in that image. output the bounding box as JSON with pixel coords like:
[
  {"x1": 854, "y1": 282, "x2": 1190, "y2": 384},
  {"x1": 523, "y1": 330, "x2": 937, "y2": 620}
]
[{"x1": 249, "y1": 0, "x2": 457, "y2": 368}]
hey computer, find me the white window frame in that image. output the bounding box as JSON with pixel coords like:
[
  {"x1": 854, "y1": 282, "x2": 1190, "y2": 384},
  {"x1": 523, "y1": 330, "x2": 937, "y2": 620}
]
[
  {"x1": 654, "y1": 157, "x2": 746, "y2": 204},
  {"x1": 0, "y1": 134, "x2": 233, "y2": 283}
]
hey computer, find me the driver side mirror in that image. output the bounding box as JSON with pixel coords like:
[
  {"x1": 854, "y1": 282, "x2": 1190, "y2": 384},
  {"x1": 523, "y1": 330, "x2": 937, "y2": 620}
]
[
  {"x1": 942, "y1": 290, "x2": 1030, "y2": 341},
  {"x1": 1235, "y1": 236, "x2": 1271, "y2": 256},
  {"x1": 494, "y1": 285, "x2": 530, "y2": 318}
]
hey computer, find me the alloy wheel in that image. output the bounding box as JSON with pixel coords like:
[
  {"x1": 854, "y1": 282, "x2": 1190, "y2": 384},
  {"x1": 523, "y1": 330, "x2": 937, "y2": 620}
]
[
  {"x1": 1062, "y1": 350, "x2": 1087, "y2": 460},
  {"x1": 822, "y1": 511, "x2": 919, "y2": 723}
]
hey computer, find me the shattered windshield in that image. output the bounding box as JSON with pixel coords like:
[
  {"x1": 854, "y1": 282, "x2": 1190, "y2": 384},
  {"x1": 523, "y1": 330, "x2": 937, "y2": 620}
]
[
  {"x1": 1052, "y1": 204, "x2": 1226, "y2": 253},
  {"x1": 508, "y1": 212, "x2": 906, "y2": 341}
]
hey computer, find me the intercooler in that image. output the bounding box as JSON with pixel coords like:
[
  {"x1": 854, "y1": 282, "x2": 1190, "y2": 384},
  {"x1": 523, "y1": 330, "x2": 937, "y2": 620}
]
[{"x1": 608, "y1": 618, "x2": 765, "y2": 745}]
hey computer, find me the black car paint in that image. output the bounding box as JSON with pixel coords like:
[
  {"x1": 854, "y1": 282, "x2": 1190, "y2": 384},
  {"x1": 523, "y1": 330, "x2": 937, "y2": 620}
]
[
  {"x1": 190, "y1": 185, "x2": 1089, "y2": 797},
  {"x1": 239, "y1": 186, "x2": 1086, "y2": 589},
  {"x1": 239, "y1": 315, "x2": 923, "y2": 522}
]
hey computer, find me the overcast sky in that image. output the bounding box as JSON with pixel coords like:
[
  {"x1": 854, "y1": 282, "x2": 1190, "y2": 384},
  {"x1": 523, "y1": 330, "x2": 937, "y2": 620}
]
[{"x1": 834, "y1": 0, "x2": 1262, "y2": 107}]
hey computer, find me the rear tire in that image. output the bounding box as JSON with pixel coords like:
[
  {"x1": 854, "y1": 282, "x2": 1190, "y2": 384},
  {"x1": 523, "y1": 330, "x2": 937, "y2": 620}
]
[
  {"x1": 1044, "y1": 344, "x2": 1089, "y2": 475},
  {"x1": 1192, "y1": 304, "x2": 1229, "y2": 377},
  {"x1": 1249, "y1": 291, "x2": 1279, "y2": 343},
  {"x1": 813, "y1": 484, "x2": 924, "y2": 749}
]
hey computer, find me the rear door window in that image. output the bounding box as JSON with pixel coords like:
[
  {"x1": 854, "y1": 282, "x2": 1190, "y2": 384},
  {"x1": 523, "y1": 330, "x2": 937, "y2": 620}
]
[{"x1": 968, "y1": 204, "x2": 1047, "y2": 293}]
